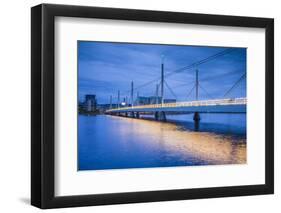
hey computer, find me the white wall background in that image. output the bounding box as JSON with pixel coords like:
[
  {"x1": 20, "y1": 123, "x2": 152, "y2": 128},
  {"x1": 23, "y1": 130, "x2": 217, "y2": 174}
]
[{"x1": 0, "y1": 0, "x2": 279, "y2": 212}]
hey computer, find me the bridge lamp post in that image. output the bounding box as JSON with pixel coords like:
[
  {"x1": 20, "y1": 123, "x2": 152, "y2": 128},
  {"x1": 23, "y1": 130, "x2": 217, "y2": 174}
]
[
  {"x1": 117, "y1": 90, "x2": 120, "y2": 109},
  {"x1": 131, "y1": 81, "x2": 134, "y2": 108},
  {"x1": 136, "y1": 92, "x2": 139, "y2": 106}
]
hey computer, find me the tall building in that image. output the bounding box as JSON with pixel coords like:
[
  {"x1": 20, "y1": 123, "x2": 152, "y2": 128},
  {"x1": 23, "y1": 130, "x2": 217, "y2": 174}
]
[{"x1": 85, "y1": 95, "x2": 97, "y2": 112}]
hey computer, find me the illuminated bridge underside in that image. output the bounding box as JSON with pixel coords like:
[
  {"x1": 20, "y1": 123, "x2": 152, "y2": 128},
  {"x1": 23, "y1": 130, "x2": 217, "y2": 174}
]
[{"x1": 106, "y1": 98, "x2": 247, "y2": 114}]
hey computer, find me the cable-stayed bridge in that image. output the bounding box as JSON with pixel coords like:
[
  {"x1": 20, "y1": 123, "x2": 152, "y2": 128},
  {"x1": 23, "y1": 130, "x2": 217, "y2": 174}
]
[
  {"x1": 107, "y1": 98, "x2": 246, "y2": 113},
  {"x1": 105, "y1": 48, "x2": 246, "y2": 122}
]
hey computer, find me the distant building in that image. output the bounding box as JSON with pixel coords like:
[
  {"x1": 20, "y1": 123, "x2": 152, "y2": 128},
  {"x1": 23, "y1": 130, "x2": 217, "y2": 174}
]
[
  {"x1": 97, "y1": 104, "x2": 118, "y2": 112},
  {"x1": 78, "y1": 101, "x2": 85, "y2": 110},
  {"x1": 135, "y1": 96, "x2": 176, "y2": 105},
  {"x1": 85, "y1": 95, "x2": 97, "y2": 112},
  {"x1": 149, "y1": 96, "x2": 162, "y2": 104},
  {"x1": 135, "y1": 96, "x2": 152, "y2": 105},
  {"x1": 164, "y1": 99, "x2": 176, "y2": 103}
]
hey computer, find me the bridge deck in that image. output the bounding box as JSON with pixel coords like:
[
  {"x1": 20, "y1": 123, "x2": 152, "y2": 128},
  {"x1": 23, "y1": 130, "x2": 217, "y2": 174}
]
[{"x1": 106, "y1": 98, "x2": 247, "y2": 114}]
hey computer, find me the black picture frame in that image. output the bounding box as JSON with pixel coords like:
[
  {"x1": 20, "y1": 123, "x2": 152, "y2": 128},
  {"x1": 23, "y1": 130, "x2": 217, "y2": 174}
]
[{"x1": 31, "y1": 3, "x2": 274, "y2": 209}]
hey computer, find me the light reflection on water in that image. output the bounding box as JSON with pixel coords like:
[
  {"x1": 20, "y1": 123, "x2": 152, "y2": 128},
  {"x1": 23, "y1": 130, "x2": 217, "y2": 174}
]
[{"x1": 78, "y1": 114, "x2": 246, "y2": 171}]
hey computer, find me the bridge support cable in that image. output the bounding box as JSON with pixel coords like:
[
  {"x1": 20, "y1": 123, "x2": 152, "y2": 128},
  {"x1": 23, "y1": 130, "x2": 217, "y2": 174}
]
[
  {"x1": 199, "y1": 69, "x2": 243, "y2": 82},
  {"x1": 171, "y1": 80, "x2": 195, "y2": 89},
  {"x1": 119, "y1": 48, "x2": 237, "y2": 97},
  {"x1": 165, "y1": 48, "x2": 236, "y2": 78},
  {"x1": 198, "y1": 83, "x2": 214, "y2": 100},
  {"x1": 223, "y1": 72, "x2": 246, "y2": 98},
  {"x1": 186, "y1": 84, "x2": 196, "y2": 100},
  {"x1": 164, "y1": 80, "x2": 178, "y2": 100}
]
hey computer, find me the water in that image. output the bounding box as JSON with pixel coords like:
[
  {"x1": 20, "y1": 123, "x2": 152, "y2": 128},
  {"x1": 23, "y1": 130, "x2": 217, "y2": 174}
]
[{"x1": 78, "y1": 114, "x2": 246, "y2": 171}]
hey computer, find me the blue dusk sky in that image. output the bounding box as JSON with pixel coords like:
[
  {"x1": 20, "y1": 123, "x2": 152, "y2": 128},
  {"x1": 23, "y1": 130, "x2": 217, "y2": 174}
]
[{"x1": 78, "y1": 41, "x2": 246, "y2": 104}]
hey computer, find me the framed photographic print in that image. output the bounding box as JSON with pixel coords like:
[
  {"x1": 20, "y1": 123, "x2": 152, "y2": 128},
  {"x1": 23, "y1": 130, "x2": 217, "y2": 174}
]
[{"x1": 31, "y1": 4, "x2": 274, "y2": 209}]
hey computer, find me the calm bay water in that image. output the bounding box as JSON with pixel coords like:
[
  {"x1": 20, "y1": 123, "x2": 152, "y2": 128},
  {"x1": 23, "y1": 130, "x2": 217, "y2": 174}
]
[{"x1": 78, "y1": 114, "x2": 246, "y2": 171}]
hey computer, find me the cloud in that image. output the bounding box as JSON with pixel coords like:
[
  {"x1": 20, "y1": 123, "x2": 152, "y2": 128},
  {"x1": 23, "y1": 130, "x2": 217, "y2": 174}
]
[{"x1": 78, "y1": 41, "x2": 246, "y2": 103}]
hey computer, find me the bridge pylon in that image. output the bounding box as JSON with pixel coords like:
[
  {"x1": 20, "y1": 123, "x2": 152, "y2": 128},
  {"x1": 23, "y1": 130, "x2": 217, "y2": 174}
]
[
  {"x1": 117, "y1": 90, "x2": 120, "y2": 108},
  {"x1": 131, "y1": 81, "x2": 134, "y2": 107},
  {"x1": 155, "y1": 111, "x2": 166, "y2": 122},
  {"x1": 194, "y1": 68, "x2": 200, "y2": 125},
  {"x1": 161, "y1": 55, "x2": 165, "y2": 106},
  {"x1": 193, "y1": 112, "x2": 201, "y2": 122}
]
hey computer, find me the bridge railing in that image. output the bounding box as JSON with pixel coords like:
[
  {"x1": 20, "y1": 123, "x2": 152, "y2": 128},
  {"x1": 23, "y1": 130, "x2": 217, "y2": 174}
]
[{"x1": 106, "y1": 97, "x2": 247, "y2": 112}]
